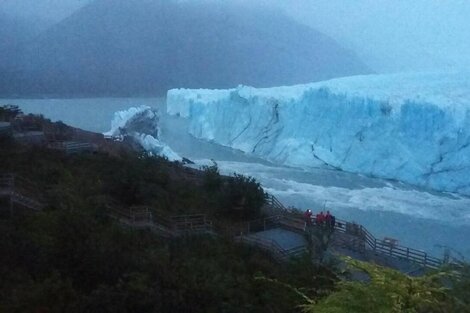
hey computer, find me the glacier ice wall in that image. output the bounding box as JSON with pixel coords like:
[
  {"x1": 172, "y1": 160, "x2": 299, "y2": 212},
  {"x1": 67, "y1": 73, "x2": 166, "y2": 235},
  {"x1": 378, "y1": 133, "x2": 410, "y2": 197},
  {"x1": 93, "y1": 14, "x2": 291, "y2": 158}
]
[{"x1": 167, "y1": 72, "x2": 470, "y2": 195}]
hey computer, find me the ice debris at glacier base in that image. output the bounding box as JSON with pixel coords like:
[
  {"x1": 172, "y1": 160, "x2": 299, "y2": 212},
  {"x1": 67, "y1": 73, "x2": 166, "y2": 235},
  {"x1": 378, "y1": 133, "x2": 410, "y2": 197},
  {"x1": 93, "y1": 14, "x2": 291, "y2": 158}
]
[
  {"x1": 167, "y1": 72, "x2": 470, "y2": 195},
  {"x1": 105, "y1": 106, "x2": 182, "y2": 161}
]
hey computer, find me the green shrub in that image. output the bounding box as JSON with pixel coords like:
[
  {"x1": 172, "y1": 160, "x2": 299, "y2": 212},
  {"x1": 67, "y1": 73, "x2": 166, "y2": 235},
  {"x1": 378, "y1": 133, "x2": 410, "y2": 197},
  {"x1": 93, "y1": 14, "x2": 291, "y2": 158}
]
[
  {"x1": 222, "y1": 173, "x2": 265, "y2": 220},
  {"x1": 202, "y1": 164, "x2": 222, "y2": 192},
  {"x1": 302, "y1": 257, "x2": 461, "y2": 313}
]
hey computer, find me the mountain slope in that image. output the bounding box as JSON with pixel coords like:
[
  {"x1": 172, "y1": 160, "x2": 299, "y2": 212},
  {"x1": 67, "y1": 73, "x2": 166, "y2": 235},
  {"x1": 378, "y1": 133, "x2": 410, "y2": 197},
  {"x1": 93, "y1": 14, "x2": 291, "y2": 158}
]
[
  {"x1": 1, "y1": 0, "x2": 370, "y2": 96},
  {"x1": 0, "y1": 13, "x2": 44, "y2": 64}
]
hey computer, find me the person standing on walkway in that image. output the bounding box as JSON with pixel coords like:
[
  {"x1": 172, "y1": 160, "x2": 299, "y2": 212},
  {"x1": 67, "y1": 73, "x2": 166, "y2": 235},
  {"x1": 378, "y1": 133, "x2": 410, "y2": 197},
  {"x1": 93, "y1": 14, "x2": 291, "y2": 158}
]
[
  {"x1": 304, "y1": 209, "x2": 313, "y2": 226},
  {"x1": 325, "y1": 211, "x2": 332, "y2": 227},
  {"x1": 317, "y1": 211, "x2": 326, "y2": 226},
  {"x1": 325, "y1": 210, "x2": 336, "y2": 232}
]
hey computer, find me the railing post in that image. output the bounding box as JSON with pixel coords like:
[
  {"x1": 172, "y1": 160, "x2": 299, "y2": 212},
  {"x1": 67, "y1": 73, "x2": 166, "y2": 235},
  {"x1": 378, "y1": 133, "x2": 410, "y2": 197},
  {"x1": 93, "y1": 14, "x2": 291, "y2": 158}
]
[
  {"x1": 424, "y1": 253, "x2": 427, "y2": 267},
  {"x1": 263, "y1": 218, "x2": 266, "y2": 231},
  {"x1": 11, "y1": 174, "x2": 15, "y2": 190},
  {"x1": 9, "y1": 191, "x2": 14, "y2": 217}
]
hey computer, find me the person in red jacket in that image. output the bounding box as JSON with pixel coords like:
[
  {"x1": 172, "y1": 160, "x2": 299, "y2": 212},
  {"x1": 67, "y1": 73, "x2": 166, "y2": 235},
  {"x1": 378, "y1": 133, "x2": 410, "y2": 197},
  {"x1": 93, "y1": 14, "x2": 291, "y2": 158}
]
[{"x1": 319, "y1": 211, "x2": 326, "y2": 225}]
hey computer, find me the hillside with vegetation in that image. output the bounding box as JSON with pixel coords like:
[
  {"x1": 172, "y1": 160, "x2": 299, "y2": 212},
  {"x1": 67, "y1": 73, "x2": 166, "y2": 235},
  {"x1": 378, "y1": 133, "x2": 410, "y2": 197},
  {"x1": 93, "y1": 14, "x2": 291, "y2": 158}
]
[{"x1": 0, "y1": 106, "x2": 469, "y2": 312}]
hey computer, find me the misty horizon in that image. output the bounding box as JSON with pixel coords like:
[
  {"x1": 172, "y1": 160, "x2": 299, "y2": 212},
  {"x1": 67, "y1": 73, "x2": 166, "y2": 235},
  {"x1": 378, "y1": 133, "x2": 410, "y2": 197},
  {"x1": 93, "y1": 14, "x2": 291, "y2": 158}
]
[{"x1": 2, "y1": 0, "x2": 470, "y2": 76}]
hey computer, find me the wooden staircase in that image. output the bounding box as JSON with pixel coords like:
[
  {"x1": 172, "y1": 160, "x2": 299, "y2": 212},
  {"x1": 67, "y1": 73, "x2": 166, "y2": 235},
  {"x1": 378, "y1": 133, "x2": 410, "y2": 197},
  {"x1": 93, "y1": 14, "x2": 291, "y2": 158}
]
[{"x1": 236, "y1": 233, "x2": 307, "y2": 262}]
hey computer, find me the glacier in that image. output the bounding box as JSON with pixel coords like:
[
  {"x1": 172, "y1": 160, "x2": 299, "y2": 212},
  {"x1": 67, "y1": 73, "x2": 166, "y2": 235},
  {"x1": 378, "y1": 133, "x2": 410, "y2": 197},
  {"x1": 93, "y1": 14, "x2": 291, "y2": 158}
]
[
  {"x1": 167, "y1": 72, "x2": 470, "y2": 195},
  {"x1": 105, "y1": 106, "x2": 182, "y2": 161}
]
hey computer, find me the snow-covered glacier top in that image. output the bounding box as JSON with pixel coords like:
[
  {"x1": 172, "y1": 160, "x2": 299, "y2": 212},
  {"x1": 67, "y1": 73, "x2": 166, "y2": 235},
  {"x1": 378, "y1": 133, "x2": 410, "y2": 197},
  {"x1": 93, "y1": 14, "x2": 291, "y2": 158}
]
[
  {"x1": 168, "y1": 71, "x2": 470, "y2": 117},
  {"x1": 167, "y1": 72, "x2": 470, "y2": 195}
]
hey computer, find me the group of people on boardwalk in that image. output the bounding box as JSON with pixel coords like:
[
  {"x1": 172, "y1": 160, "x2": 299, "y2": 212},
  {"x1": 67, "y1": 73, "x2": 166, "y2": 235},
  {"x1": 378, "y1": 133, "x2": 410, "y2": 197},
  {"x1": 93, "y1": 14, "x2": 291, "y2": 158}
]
[{"x1": 304, "y1": 209, "x2": 336, "y2": 229}]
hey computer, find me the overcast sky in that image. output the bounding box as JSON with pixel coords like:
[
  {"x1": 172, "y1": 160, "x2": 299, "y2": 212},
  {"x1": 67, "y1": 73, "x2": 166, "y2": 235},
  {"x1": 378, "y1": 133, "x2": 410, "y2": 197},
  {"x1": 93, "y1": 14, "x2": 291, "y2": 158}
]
[
  {"x1": 277, "y1": 0, "x2": 470, "y2": 72},
  {"x1": 1, "y1": 0, "x2": 469, "y2": 73},
  {"x1": 0, "y1": 0, "x2": 89, "y2": 22}
]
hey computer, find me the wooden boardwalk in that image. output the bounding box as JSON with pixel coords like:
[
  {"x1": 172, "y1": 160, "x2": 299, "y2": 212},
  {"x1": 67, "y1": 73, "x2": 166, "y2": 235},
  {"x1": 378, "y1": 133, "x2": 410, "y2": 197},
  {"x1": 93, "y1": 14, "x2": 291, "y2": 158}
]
[
  {"x1": 106, "y1": 193, "x2": 452, "y2": 270},
  {"x1": 48, "y1": 141, "x2": 97, "y2": 154},
  {"x1": 263, "y1": 194, "x2": 448, "y2": 270},
  {"x1": 0, "y1": 174, "x2": 44, "y2": 215},
  {"x1": 0, "y1": 171, "x2": 457, "y2": 271},
  {"x1": 106, "y1": 202, "x2": 213, "y2": 238}
]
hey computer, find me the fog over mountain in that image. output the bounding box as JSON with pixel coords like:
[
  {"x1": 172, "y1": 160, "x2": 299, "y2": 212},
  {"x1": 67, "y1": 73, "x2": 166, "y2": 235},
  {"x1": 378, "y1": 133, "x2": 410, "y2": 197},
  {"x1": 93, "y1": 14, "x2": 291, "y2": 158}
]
[
  {"x1": 0, "y1": 12, "x2": 47, "y2": 62},
  {"x1": 2, "y1": 0, "x2": 470, "y2": 77},
  {"x1": 0, "y1": 0, "x2": 369, "y2": 96},
  {"x1": 274, "y1": 0, "x2": 470, "y2": 73}
]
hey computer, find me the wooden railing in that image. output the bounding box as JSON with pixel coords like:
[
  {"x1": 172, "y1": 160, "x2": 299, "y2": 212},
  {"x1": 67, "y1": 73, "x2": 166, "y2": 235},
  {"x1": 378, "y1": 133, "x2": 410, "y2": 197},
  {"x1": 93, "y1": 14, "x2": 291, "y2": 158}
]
[
  {"x1": 335, "y1": 219, "x2": 442, "y2": 269},
  {"x1": 106, "y1": 202, "x2": 153, "y2": 225},
  {"x1": 106, "y1": 201, "x2": 213, "y2": 236},
  {"x1": 243, "y1": 215, "x2": 282, "y2": 234},
  {"x1": 0, "y1": 173, "x2": 44, "y2": 211},
  {"x1": 264, "y1": 193, "x2": 291, "y2": 214},
  {"x1": 171, "y1": 214, "x2": 213, "y2": 233},
  {"x1": 48, "y1": 141, "x2": 96, "y2": 154},
  {"x1": 262, "y1": 193, "x2": 447, "y2": 269},
  {"x1": 0, "y1": 174, "x2": 14, "y2": 190},
  {"x1": 229, "y1": 214, "x2": 307, "y2": 261},
  {"x1": 129, "y1": 206, "x2": 153, "y2": 223}
]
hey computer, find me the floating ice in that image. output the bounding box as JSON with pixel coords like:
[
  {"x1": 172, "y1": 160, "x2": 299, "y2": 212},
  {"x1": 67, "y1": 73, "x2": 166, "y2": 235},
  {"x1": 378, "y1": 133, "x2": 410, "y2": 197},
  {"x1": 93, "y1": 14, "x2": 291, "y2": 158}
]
[{"x1": 105, "y1": 106, "x2": 182, "y2": 161}]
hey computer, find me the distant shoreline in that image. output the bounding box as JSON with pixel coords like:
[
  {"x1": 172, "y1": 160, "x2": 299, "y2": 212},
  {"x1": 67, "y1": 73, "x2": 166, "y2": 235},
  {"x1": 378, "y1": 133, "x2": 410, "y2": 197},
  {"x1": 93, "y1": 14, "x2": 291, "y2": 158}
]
[{"x1": 0, "y1": 94, "x2": 166, "y2": 100}]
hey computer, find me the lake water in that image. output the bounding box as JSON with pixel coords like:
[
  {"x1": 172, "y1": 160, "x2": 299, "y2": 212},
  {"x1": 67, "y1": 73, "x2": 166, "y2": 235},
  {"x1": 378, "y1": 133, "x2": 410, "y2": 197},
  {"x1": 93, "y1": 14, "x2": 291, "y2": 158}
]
[{"x1": 1, "y1": 98, "x2": 165, "y2": 133}]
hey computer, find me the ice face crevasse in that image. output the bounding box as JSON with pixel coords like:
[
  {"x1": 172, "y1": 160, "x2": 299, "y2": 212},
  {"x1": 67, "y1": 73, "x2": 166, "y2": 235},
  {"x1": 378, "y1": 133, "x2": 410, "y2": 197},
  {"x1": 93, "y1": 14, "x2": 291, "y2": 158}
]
[
  {"x1": 105, "y1": 106, "x2": 182, "y2": 161},
  {"x1": 167, "y1": 72, "x2": 470, "y2": 195}
]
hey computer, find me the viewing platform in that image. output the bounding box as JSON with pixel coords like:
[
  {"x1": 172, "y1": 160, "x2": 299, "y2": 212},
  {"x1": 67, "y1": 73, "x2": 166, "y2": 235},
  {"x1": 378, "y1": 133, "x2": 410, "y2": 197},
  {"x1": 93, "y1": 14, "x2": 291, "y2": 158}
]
[
  {"x1": 0, "y1": 122, "x2": 12, "y2": 137},
  {"x1": 48, "y1": 141, "x2": 98, "y2": 155}
]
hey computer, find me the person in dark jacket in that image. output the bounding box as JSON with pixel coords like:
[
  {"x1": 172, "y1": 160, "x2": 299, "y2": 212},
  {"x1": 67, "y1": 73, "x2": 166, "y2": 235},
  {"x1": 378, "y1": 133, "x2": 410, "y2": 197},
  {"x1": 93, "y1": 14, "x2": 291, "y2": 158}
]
[{"x1": 325, "y1": 211, "x2": 332, "y2": 226}]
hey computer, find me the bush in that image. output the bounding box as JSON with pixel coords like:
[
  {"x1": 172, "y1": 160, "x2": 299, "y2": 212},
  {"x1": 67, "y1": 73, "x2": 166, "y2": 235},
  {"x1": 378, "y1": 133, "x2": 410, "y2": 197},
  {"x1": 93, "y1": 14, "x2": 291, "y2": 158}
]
[
  {"x1": 302, "y1": 257, "x2": 463, "y2": 313},
  {"x1": 202, "y1": 164, "x2": 222, "y2": 192},
  {"x1": 222, "y1": 173, "x2": 265, "y2": 220}
]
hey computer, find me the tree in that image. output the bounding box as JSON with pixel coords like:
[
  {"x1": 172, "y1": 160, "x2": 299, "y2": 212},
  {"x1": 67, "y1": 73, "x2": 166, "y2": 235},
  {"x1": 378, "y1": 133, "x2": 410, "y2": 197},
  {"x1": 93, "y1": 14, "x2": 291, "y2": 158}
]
[
  {"x1": 223, "y1": 173, "x2": 265, "y2": 220},
  {"x1": 0, "y1": 104, "x2": 22, "y2": 121},
  {"x1": 202, "y1": 164, "x2": 222, "y2": 192}
]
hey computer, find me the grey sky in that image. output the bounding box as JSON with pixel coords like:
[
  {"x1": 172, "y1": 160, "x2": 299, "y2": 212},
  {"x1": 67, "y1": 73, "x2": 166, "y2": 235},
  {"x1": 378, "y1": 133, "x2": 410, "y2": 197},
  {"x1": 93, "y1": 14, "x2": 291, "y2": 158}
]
[
  {"x1": 1, "y1": 0, "x2": 469, "y2": 73},
  {"x1": 0, "y1": 0, "x2": 90, "y2": 22},
  {"x1": 276, "y1": 0, "x2": 470, "y2": 72}
]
